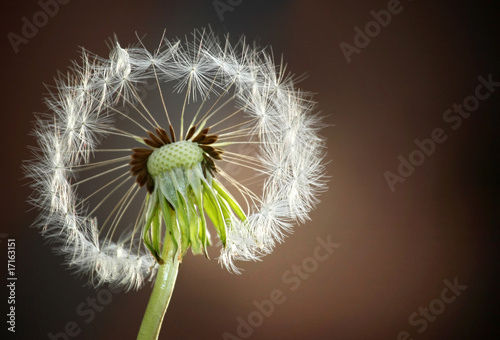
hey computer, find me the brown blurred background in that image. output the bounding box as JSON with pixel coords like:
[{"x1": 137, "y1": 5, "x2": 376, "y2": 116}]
[{"x1": 1, "y1": 0, "x2": 499, "y2": 339}]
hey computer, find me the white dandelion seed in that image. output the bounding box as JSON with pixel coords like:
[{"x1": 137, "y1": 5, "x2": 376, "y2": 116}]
[{"x1": 25, "y1": 28, "x2": 327, "y2": 339}]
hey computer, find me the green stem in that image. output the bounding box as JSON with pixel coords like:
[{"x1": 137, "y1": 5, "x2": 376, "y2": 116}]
[{"x1": 137, "y1": 236, "x2": 180, "y2": 340}]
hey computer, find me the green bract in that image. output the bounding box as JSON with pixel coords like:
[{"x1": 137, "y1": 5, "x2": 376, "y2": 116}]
[{"x1": 142, "y1": 148, "x2": 246, "y2": 264}]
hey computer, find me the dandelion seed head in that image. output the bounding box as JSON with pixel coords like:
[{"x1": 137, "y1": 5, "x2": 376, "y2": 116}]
[{"x1": 25, "y1": 28, "x2": 327, "y2": 290}]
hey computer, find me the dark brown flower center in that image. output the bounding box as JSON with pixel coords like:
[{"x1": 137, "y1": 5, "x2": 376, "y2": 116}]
[{"x1": 129, "y1": 125, "x2": 222, "y2": 193}]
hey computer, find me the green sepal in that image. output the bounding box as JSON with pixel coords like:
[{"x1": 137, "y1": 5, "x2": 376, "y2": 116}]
[
  {"x1": 215, "y1": 191, "x2": 231, "y2": 226},
  {"x1": 187, "y1": 169, "x2": 210, "y2": 256},
  {"x1": 212, "y1": 179, "x2": 247, "y2": 222},
  {"x1": 142, "y1": 201, "x2": 163, "y2": 264},
  {"x1": 191, "y1": 189, "x2": 210, "y2": 256},
  {"x1": 174, "y1": 191, "x2": 191, "y2": 257},
  {"x1": 185, "y1": 191, "x2": 203, "y2": 255},
  {"x1": 201, "y1": 179, "x2": 227, "y2": 246},
  {"x1": 160, "y1": 196, "x2": 179, "y2": 256}
]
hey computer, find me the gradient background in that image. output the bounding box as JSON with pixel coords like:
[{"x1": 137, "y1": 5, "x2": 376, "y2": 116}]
[{"x1": 1, "y1": 0, "x2": 499, "y2": 339}]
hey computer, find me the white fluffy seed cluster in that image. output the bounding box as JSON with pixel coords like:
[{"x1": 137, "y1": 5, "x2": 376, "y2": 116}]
[
  {"x1": 24, "y1": 28, "x2": 327, "y2": 289},
  {"x1": 147, "y1": 141, "x2": 204, "y2": 176}
]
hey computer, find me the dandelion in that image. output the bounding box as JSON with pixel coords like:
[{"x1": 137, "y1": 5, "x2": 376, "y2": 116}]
[{"x1": 25, "y1": 28, "x2": 326, "y2": 339}]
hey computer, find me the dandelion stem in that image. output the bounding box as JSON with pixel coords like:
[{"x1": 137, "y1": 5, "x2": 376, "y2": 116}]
[{"x1": 137, "y1": 236, "x2": 180, "y2": 340}]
